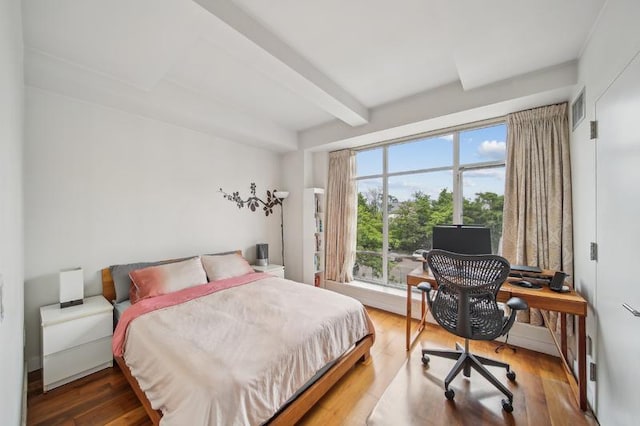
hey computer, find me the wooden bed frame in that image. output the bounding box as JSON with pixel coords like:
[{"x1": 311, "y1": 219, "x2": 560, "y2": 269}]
[{"x1": 102, "y1": 262, "x2": 375, "y2": 425}]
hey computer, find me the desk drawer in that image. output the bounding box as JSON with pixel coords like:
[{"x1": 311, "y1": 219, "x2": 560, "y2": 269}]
[
  {"x1": 43, "y1": 312, "x2": 112, "y2": 355},
  {"x1": 43, "y1": 336, "x2": 112, "y2": 389}
]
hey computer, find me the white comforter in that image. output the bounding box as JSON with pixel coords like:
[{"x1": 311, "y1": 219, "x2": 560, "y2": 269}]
[{"x1": 122, "y1": 276, "x2": 372, "y2": 425}]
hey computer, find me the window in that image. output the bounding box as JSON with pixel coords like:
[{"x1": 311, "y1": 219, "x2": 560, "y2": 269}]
[{"x1": 354, "y1": 122, "x2": 506, "y2": 288}]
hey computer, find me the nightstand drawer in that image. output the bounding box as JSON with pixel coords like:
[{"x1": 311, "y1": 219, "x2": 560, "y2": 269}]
[
  {"x1": 43, "y1": 336, "x2": 112, "y2": 388},
  {"x1": 43, "y1": 311, "x2": 112, "y2": 356}
]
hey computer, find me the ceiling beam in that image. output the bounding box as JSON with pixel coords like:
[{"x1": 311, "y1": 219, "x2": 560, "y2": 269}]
[{"x1": 193, "y1": 0, "x2": 369, "y2": 127}]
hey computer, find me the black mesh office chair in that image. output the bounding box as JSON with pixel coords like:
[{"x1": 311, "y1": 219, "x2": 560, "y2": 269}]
[{"x1": 419, "y1": 249, "x2": 528, "y2": 412}]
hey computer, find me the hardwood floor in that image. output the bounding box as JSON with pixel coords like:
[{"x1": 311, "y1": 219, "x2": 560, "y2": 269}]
[{"x1": 27, "y1": 307, "x2": 598, "y2": 425}]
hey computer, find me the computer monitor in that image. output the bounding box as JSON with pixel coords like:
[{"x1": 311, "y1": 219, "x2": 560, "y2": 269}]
[{"x1": 432, "y1": 225, "x2": 492, "y2": 255}]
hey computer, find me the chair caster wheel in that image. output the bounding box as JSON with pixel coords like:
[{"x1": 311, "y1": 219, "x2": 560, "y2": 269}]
[
  {"x1": 506, "y1": 371, "x2": 516, "y2": 381},
  {"x1": 502, "y1": 399, "x2": 513, "y2": 413},
  {"x1": 444, "y1": 389, "x2": 455, "y2": 400},
  {"x1": 422, "y1": 355, "x2": 430, "y2": 365}
]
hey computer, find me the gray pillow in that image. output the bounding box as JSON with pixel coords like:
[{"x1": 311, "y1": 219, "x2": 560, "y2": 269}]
[{"x1": 110, "y1": 259, "x2": 176, "y2": 303}]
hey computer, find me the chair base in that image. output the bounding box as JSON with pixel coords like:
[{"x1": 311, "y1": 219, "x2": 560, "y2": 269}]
[
  {"x1": 422, "y1": 340, "x2": 516, "y2": 410},
  {"x1": 495, "y1": 333, "x2": 518, "y2": 354}
]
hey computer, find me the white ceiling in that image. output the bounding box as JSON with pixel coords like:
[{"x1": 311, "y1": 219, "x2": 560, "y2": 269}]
[{"x1": 22, "y1": 0, "x2": 605, "y2": 151}]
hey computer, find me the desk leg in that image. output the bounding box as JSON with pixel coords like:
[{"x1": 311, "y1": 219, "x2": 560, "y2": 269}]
[
  {"x1": 561, "y1": 314, "x2": 568, "y2": 360},
  {"x1": 578, "y1": 315, "x2": 587, "y2": 411},
  {"x1": 406, "y1": 284, "x2": 411, "y2": 351}
]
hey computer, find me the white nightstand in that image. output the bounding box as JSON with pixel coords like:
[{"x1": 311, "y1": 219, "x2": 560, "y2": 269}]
[
  {"x1": 40, "y1": 295, "x2": 114, "y2": 391},
  {"x1": 252, "y1": 263, "x2": 285, "y2": 278}
]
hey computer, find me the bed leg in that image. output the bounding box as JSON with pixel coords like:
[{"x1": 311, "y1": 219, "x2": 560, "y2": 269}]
[{"x1": 359, "y1": 349, "x2": 371, "y2": 363}]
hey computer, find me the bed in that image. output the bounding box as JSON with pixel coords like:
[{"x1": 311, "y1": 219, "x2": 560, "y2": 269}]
[{"x1": 103, "y1": 252, "x2": 375, "y2": 425}]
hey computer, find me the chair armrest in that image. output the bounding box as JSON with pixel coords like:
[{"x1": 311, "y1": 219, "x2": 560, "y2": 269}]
[
  {"x1": 506, "y1": 297, "x2": 528, "y2": 311},
  {"x1": 500, "y1": 297, "x2": 529, "y2": 337},
  {"x1": 417, "y1": 282, "x2": 435, "y2": 311},
  {"x1": 417, "y1": 282, "x2": 432, "y2": 293}
]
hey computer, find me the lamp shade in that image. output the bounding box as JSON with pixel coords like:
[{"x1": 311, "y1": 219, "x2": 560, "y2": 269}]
[
  {"x1": 59, "y1": 267, "x2": 84, "y2": 308},
  {"x1": 256, "y1": 243, "x2": 269, "y2": 266},
  {"x1": 274, "y1": 191, "x2": 289, "y2": 200}
]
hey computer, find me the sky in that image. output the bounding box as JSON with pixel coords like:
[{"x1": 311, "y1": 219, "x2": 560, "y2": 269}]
[{"x1": 356, "y1": 124, "x2": 506, "y2": 202}]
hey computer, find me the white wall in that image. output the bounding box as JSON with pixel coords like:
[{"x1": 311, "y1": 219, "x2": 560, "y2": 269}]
[
  {"x1": 0, "y1": 0, "x2": 25, "y2": 424},
  {"x1": 280, "y1": 150, "x2": 312, "y2": 282},
  {"x1": 570, "y1": 0, "x2": 640, "y2": 413},
  {"x1": 24, "y1": 88, "x2": 282, "y2": 370},
  {"x1": 571, "y1": 0, "x2": 640, "y2": 304},
  {"x1": 312, "y1": 151, "x2": 328, "y2": 189}
]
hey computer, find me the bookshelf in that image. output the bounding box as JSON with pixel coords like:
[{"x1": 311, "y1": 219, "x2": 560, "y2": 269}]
[{"x1": 303, "y1": 188, "x2": 325, "y2": 287}]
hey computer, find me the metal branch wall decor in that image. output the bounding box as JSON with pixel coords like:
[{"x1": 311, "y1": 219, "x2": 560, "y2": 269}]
[{"x1": 219, "y1": 182, "x2": 281, "y2": 216}]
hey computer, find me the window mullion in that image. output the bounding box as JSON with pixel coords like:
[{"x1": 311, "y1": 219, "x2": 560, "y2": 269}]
[
  {"x1": 382, "y1": 146, "x2": 389, "y2": 285},
  {"x1": 453, "y1": 132, "x2": 462, "y2": 224}
]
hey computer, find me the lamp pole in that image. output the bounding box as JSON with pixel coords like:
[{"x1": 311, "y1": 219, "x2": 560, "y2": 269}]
[
  {"x1": 280, "y1": 202, "x2": 285, "y2": 267},
  {"x1": 274, "y1": 191, "x2": 289, "y2": 268}
]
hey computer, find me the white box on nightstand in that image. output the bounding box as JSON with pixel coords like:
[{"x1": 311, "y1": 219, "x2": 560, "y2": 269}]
[
  {"x1": 252, "y1": 263, "x2": 285, "y2": 279},
  {"x1": 40, "y1": 295, "x2": 114, "y2": 391}
]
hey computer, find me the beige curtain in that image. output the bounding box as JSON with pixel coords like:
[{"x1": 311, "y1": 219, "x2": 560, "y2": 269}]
[
  {"x1": 502, "y1": 103, "x2": 574, "y2": 327},
  {"x1": 325, "y1": 150, "x2": 357, "y2": 283}
]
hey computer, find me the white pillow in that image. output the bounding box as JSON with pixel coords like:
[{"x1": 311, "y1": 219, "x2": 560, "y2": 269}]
[{"x1": 201, "y1": 253, "x2": 253, "y2": 281}]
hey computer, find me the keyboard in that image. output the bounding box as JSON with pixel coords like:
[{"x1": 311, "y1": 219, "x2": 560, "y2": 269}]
[{"x1": 511, "y1": 264, "x2": 542, "y2": 273}]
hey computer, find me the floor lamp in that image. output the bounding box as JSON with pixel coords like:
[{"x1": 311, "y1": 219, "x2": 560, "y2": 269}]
[{"x1": 274, "y1": 191, "x2": 289, "y2": 267}]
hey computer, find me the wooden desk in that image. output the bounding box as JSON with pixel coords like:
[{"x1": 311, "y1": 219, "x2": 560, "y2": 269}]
[{"x1": 406, "y1": 267, "x2": 588, "y2": 411}]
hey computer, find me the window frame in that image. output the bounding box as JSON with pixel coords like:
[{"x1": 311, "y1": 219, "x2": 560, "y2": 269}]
[{"x1": 354, "y1": 117, "x2": 507, "y2": 286}]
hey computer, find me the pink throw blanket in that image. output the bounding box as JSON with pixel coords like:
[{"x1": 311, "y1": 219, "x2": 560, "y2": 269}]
[{"x1": 112, "y1": 272, "x2": 268, "y2": 356}]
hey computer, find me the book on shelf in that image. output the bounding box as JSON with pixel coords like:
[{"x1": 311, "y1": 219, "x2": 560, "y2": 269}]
[{"x1": 314, "y1": 274, "x2": 320, "y2": 287}]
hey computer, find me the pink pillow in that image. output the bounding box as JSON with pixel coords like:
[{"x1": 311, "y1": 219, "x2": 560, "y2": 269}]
[
  {"x1": 201, "y1": 253, "x2": 253, "y2": 281},
  {"x1": 129, "y1": 257, "x2": 208, "y2": 304}
]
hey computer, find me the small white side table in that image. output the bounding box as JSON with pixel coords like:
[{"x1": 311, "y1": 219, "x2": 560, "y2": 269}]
[
  {"x1": 252, "y1": 263, "x2": 285, "y2": 279},
  {"x1": 40, "y1": 295, "x2": 113, "y2": 391}
]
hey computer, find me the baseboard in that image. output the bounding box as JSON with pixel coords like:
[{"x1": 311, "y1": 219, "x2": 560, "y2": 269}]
[
  {"x1": 494, "y1": 322, "x2": 559, "y2": 356},
  {"x1": 575, "y1": 356, "x2": 597, "y2": 412},
  {"x1": 326, "y1": 280, "x2": 559, "y2": 356},
  {"x1": 28, "y1": 355, "x2": 42, "y2": 373},
  {"x1": 21, "y1": 361, "x2": 27, "y2": 426}
]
